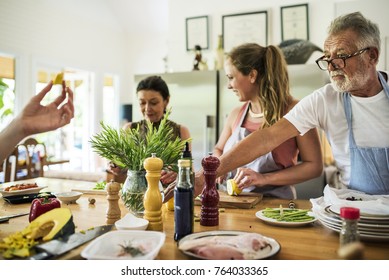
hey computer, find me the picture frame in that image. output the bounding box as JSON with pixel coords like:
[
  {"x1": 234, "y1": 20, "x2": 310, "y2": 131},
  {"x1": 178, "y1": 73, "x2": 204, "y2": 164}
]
[
  {"x1": 281, "y1": 4, "x2": 309, "y2": 41},
  {"x1": 222, "y1": 11, "x2": 268, "y2": 53},
  {"x1": 186, "y1": 16, "x2": 209, "y2": 51}
]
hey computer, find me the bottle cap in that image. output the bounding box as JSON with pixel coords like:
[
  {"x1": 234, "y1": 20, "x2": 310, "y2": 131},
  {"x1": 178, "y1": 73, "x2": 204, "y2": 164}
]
[
  {"x1": 178, "y1": 159, "x2": 191, "y2": 168},
  {"x1": 201, "y1": 152, "x2": 220, "y2": 172},
  {"x1": 182, "y1": 142, "x2": 192, "y2": 159},
  {"x1": 340, "y1": 207, "x2": 360, "y2": 219}
]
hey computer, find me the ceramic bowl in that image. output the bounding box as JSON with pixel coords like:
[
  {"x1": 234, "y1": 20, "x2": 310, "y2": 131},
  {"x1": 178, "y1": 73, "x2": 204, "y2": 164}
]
[
  {"x1": 55, "y1": 191, "x2": 83, "y2": 204},
  {"x1": 115, "y1": 213, "x2": 149, "y2": 230},
  {"x1": 81, "y1": 230, "x2": 165, "y2": 260}
]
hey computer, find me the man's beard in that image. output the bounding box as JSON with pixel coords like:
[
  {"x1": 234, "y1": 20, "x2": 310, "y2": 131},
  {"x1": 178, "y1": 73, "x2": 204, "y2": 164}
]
[{"x1": 330, "y1": 67, "x2": 368, "y2": 93}]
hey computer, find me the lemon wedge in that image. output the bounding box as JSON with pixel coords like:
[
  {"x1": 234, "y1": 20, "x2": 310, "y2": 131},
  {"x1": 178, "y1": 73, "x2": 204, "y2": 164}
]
[
  {"x1": 226, "y1": 179, "x2": 242, "y2": 196},
  {"x1": 53, "y1": 72, "x2": 64, "y2": 85},
  {"x1": 166, "y1": 197, "x2": 174, "y2": 211}
]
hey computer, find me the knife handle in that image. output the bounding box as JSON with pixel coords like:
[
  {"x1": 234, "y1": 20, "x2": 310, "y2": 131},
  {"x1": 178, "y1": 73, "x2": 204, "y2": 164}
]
[{"x1": 29, "y1": 251, "x2": 53, "y2": 260}]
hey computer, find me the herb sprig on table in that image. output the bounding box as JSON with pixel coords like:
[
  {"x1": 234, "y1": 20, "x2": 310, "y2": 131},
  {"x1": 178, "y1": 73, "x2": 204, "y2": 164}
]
[
  {"x1": 117, "y1": 240, "x2": 145, "y2": 257},
  {"x1": 93, "y1": 181, "x2": 106, "y2": 190}
]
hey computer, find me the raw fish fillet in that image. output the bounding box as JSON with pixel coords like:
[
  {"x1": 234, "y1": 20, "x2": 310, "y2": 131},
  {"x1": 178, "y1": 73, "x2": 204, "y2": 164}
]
[{"x1": 179, "y1": 233, "x2": 270, "y2": 260}]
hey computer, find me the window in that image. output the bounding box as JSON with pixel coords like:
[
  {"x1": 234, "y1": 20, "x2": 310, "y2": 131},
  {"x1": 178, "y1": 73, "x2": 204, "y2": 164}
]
[
  {"x1": 102, "y1": 75, "x2": 117, "y2": 127},
  {"x1": 35, "y1": 68, "x2": 94, "y2": 172},
  {"x1": 0, "y1": 55, "x2": 15, "y2": 131}
]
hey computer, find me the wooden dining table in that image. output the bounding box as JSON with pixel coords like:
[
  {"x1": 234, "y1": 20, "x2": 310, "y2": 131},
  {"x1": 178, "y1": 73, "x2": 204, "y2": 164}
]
[{"x1": 1, "y1": 177, "x2": 388, "y2": 260}]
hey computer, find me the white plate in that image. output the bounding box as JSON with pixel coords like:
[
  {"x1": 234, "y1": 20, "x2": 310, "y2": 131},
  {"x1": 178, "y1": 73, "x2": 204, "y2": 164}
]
[
  {"x1": 318, "y1": 217, "x2": 389, "y2": 235},
  {"x1": 115, "y1": 213, "x2": 149, "y2": 230},
  {"x1": 178, "y1": 230, "x2": 280, "y2": 260},
  {"x1": 0, "y1": 185, "x2": 47, "y2": 197},
  {"x1": 319, "y1": 219, "x2": 389, "y2": 242},
  {"x1": 81, "y1": 230, "x2": 165, "y2": 260},
  {"x1": 55, "y1": 191, "x2": 83, "y2": 204},
  {"x1": 328, "y1": 205, "x2": 389, "y2": 221},
  {"x1": 255, "y1": 208, "x2": 317, "y2": 227},
  {"x1": 317, "y1": 208, "x2": 389, "y2": 231}
]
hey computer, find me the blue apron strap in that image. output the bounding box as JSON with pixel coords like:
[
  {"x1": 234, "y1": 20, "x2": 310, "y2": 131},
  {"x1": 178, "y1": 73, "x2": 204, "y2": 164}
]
[
  {"x1": 378, "y1": 71, "x2": 389, "y2": 98},
  {"x1": 342, "y1": 93, "x2": 356, "y2": 147}
]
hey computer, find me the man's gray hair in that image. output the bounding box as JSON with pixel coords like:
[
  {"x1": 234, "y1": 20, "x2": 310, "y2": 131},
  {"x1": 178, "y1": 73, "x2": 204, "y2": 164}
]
[{"x1": 328, "y1": 12, "x2": 381, "y2": 54}]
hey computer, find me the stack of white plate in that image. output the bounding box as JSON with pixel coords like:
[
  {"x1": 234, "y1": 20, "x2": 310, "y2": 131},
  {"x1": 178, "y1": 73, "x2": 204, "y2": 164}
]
[{"x1": 314, "y1": 205, "x2": 389, "y2": 242}]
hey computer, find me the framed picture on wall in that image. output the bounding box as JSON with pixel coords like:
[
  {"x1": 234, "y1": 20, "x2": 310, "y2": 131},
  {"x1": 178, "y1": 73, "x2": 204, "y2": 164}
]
[
  {"x1": 222, "y1": 11, "x2": 268, "y2": 53},
  {"x1": 281, "y1": 4, "x2": 309, "y2": 41},
  {"x1": 186, "y1": 16, "x2": 209, "y2": 51}
]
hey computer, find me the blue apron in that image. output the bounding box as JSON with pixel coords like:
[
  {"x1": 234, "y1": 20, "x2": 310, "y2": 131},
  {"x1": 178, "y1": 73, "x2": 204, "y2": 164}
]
[{"x1": 343, "y1": 72, "x2": 389, "y2": 194}]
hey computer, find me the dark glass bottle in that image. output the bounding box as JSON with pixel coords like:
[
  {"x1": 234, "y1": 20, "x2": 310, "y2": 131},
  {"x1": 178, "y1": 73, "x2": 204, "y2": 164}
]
[
  {"x1": 174, "y1": 159, "x2": 194, "y2": 241},
  {"x1": 200, "y1": 153, "x2": 220, "y2": 226},
  {"x1": 182, "y1": 142, "x2": 195, "y2": 186}
]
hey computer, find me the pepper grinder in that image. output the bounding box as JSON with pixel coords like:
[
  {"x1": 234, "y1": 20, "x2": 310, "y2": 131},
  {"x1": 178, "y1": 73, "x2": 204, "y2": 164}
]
[
  {"x1": 143, "y1": 153, "x2": 164, "y2": 231},
  {"x1": 105, "y1": 180, "x2": 121, "y2": 225},
  {"x1": 200, "y1": 152, "x2": 220, "y2": 226}
]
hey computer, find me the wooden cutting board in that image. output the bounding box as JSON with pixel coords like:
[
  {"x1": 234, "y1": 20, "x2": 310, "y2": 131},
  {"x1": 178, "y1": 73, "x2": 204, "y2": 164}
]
[{"x1": 195, "y1": 191, "x2": 263, "y2": 209}]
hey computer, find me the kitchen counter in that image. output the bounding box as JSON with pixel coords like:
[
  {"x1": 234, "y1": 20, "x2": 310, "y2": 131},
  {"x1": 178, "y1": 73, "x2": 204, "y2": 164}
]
[{"x1": 1, "y1": 177, "x2": 388, "y2": 260}]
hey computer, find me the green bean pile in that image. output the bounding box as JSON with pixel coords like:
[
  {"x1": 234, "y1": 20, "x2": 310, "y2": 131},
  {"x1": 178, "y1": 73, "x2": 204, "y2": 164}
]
[{"x1": 262, "y1": 207, "x2": 315, "y2": 222}]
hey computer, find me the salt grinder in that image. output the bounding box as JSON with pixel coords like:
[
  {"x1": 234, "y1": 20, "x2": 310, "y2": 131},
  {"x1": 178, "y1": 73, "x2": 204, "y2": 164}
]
[
  {"x1": 200, "y1": 153, "x2": 220, "y2": 226},
  {"x1": 105, "y1": 180, "x2": 121, "y2": 225},
  {"x1": 143, "y1": 153, "x2": 164, "y2": 231}
]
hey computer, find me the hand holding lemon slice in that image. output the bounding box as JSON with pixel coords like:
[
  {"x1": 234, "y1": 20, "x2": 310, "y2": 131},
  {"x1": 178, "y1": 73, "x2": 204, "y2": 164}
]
[
  {"x1": 53, "y1": 72, "x2": 64, "y2": 85},
  {"x1": 226, "y1": 179, "x2": 242, "y2": 196}
]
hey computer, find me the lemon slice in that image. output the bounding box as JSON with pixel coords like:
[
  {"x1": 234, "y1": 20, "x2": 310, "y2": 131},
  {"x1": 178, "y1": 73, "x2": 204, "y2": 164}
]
[
  {"x1": 166, "y1": 197, "x2": 174, "y2": 211},
  {"x1": 53, "y1": 72, "x2": 64, "y2": 85},
  {"x1": 226, "y1": 179, "x2": 242, "y2": 196}
]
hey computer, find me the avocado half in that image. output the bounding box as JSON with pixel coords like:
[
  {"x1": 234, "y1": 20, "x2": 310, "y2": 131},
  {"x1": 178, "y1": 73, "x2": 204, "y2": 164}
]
[{"x1": 25, "y1": 208, "x2": 75, "y2": 241}]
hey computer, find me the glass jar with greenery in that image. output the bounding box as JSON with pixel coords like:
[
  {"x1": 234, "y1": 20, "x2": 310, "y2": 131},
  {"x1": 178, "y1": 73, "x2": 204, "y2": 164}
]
[{"x1": 90, "y1": 110, "x2": 190, "y2": 216}]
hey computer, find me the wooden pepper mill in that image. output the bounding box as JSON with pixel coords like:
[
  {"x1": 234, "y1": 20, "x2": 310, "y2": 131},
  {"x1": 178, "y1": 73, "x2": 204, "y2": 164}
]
[
  {"x1": 200, "y1": 152, "x2": 220, "y2": 226},
  {"x1": 105, "y1": 180, "x2": 121, "y2": 225},
  {"x1": 143, "y1": 153, "x2": 164, "y2": 231}
]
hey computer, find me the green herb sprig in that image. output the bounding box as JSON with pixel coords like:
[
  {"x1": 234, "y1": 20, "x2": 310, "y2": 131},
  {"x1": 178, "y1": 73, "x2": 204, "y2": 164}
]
[{"x1": 89, "y1": 109, "x2": 190, "y2": 172}]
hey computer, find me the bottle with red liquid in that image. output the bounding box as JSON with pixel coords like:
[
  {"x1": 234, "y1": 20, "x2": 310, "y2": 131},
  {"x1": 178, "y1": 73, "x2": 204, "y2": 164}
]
[{"x1": 200, "y1": 153, "x2": 220, "y2": 226}]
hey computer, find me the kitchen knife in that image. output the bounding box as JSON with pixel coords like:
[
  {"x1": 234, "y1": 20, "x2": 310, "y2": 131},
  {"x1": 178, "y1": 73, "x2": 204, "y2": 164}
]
[
  {"x1": 29, "y1": 224, "x2": 113, "y2": 260},
  {"x1": 0, "y1": 212, "x2": 29, "y2": 223}
]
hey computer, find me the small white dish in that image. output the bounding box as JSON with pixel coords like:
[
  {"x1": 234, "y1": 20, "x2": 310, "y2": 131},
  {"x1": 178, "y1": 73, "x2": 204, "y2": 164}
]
[
  {"x1": 115, "y1": 213, "x2": 149, "y2": 230},
  {"x1": 81, "y1": 230, "x2": 165, "y2": 260},
  {"x1": 55, "y1": 191, "x2": 83, "y2": 204}
]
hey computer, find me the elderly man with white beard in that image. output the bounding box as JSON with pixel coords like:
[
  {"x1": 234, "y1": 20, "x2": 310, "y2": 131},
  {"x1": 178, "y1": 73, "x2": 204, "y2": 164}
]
[{"x1": 191, "y1": 12, "x2": 389, "y2": 196}]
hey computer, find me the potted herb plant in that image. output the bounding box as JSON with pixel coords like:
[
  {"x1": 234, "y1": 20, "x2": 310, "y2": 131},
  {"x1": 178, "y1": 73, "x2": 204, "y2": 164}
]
[{"x1": 90, "y1": 109, "x2": 190, "y2": 216}]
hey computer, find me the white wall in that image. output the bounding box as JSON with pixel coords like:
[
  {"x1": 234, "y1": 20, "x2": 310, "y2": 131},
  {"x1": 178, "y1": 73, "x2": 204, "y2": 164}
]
[
  {"x1": 335, "y1": 0, "x2": 389, "y2": 71},
  {"x1": 165, "y1": 0, "x2": 356, "y2": 73},
  {"x1": 1, "y1": 0, "x2": 386, "y2": 114}
]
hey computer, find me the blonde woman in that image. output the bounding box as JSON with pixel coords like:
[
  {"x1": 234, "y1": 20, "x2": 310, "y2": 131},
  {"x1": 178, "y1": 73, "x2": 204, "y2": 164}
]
[{"x1": 213, "y1": 43, "x2": 323, "y2": 199}]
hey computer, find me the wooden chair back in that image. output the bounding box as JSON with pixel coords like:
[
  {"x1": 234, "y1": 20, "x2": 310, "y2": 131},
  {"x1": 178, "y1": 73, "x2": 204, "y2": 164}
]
[
  {"x1": 19, "y1": 137, "x2": 46, "y2": 179},
  {"x1": 2, "y1": 138, "x2": 47, "y2": 183},
  {"x1": 2, "y1": 146, "x2": 19, "y2": 182}
]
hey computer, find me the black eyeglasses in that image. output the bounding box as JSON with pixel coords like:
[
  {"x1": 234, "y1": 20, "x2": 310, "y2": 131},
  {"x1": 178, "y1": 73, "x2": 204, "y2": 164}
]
[{"x1": 315, "y1": 47, "x2": 370, "y2": 71}]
